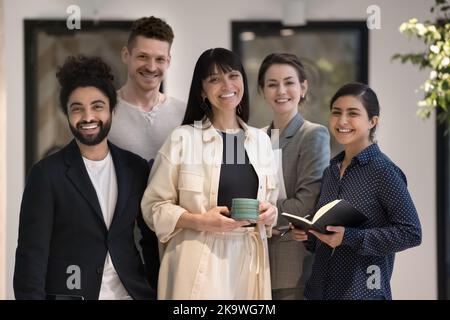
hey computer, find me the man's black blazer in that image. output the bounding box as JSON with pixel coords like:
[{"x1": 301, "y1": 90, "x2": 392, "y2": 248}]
[{"x1": 14, "y1": 140, "x2": 157, "y2": 300}]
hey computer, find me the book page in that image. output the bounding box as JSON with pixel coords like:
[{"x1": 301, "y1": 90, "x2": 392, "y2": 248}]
[
  {"x1": 312, "y1": 199, "x2": 341, "y2": 223},
  {"x1": 281, "y1": 212, "x2": 312, "y2": 225}
]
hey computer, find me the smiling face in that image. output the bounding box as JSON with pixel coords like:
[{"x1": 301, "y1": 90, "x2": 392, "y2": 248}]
[
  {"x1": 329, "y1": 95, "x2": 378, "y2": 152},
  {"x1": 122, "y1": 36, "x2": 171, "y2": 93},
  {"x1": 201, "y1": 66, "x2": 244, "y2": 116},
  {"x1": 67, "y1": 86, "x2": 112, "y2": 146},
  {"x1": 262, "y1": 63, "x2": 307, "y2": 116}
]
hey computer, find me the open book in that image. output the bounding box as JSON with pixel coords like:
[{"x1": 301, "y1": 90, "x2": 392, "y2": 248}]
[{"x1": 281, "y1": 199, "x2": 367, "y2": 234}]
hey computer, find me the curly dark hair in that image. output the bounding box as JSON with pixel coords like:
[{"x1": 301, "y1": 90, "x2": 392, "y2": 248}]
[
  {"x1": 127, "y1": 16, "x2": 174, "y2": 49},
  {"x1": 56, "y1": 55, "x2": 117, "y2": 115}
]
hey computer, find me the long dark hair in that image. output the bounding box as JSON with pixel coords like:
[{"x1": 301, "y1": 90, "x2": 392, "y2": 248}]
[
  {"x1": 330, "y1": 82, "x2": 380, "y2": 142},
  {"x1": 182, "y1": 48, "x2": 250, "y2": 126}
]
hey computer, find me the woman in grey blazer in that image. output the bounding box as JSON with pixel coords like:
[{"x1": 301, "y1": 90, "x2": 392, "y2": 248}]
[{"x1": 257, "y1": 53, "x2": 330, "y2": 299}]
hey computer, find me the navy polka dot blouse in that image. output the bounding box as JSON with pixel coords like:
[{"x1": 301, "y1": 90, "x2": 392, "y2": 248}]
[{"x1": 304, "y1": 143, "x2": 422, "y2": 300}]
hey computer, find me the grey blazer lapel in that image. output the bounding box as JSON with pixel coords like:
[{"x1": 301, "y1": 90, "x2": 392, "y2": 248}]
[{"x1": 279, "y1": 113, "x2": 304, "y2": 149}]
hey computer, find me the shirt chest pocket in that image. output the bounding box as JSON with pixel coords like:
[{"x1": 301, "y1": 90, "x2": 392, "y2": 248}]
[
  {"x1": 178, "y1": 171, "x2": 204, "y2": 193},
  {"x1": 258, "y1": 174, "x2": 277, "y2": 200},
  {"x1": 264, "y1": 174, "x2": 278, "y2": 201},
  {"x1": 266, "y1": 174, "x2": 277, "y2": 190}
]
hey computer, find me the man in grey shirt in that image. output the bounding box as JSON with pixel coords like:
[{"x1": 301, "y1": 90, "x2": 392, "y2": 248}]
[
  {"x1": 109, "y1": 16, "x2": 186, "y2": 161},
  {"x1": 108, "y1": 16, "x2": 186, "y2": 291}
]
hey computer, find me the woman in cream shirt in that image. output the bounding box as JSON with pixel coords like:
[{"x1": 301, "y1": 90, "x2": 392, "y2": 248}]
[{"x1": 141, "y1": 48, "x2": 278, "y2": 300}]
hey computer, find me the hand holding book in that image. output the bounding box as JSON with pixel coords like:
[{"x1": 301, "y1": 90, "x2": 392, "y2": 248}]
[
  {"x1": 281, "y1": 199, "x2": 367, "y2": 235},
  {"x1": 309, "y1": 226, "x2": 345, "y2": 250},
  {"x1": 291, "y1": 227, "x2": 308, "y2": 241}
]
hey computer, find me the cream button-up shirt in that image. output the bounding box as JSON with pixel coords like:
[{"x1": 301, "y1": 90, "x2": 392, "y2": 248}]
[{"x1": 141, "y1": 117, "x2": 279, "y2": 299}]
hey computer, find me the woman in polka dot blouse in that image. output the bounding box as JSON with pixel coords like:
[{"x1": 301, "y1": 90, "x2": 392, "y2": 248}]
[{"x1": 292, "y1": 82, "x2": 422, "y2": 300}]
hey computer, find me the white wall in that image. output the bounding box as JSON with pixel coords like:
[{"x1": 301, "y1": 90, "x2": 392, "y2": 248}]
[
  {"x1": 3, "y1": 0, "x2": 436, "y2": 299},
  {"x1": 363, "y1": 1, "x2": 436, "y2": 300},
  {"x1": 0, "y1": 0, "x2": 6, "y2": 300}
]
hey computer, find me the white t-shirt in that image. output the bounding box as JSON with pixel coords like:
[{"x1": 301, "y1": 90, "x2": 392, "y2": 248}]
[
  {"x1": 108, "y1": 95, "x2": 186, "y2": 161},
  {"x1": 83, "y1": 152, "x2": 131, "y2": 300}
]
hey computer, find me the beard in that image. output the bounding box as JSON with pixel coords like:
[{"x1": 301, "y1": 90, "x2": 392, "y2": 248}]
[{"x1": 69, "y1": 118, "x2": 111, "y2": 146}]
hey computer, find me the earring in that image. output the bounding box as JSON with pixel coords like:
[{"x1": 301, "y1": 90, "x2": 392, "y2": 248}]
[
  {"x1": 237, "y1": 104, "x2": 243, "y2": 114},
  {"x1": 200, "y1": 98, "x2": 209, "y2": 112}
]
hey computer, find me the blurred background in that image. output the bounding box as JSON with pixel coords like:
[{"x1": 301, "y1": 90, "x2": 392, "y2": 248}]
[{"x1": 0, "y1": 0, "x2": 445, "y2": 299}]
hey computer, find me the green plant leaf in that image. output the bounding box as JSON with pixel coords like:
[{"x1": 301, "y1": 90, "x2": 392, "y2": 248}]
[{"x1": 394, "y1": 0, "x2": 450, "y2": 128}]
